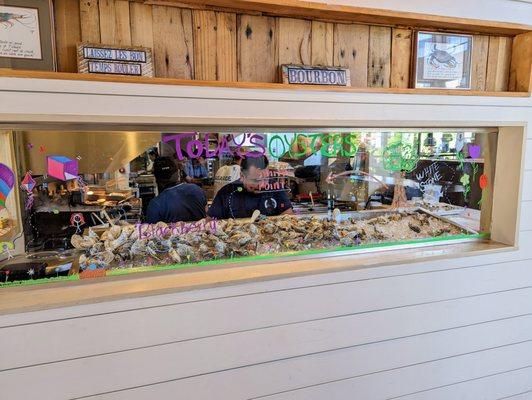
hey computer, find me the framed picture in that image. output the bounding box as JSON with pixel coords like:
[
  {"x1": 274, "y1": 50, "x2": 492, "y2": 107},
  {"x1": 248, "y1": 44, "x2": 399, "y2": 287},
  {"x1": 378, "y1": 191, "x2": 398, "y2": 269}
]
[
  {"x1": 413, "y1": 31, "x2": 472, "y2": 89},
  {"x1": 0, "y1": 0, "x2": 56, "y2": 71}
]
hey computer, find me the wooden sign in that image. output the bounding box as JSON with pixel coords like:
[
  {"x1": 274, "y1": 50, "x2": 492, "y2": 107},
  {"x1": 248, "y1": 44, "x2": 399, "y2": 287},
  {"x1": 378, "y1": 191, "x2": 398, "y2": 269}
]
[
  {"x1": 281, "y1": 65, "x2": 351, "y2": 86},
  {"x1": 77, "y1": 43, "x2": 154, "y2": 77}
]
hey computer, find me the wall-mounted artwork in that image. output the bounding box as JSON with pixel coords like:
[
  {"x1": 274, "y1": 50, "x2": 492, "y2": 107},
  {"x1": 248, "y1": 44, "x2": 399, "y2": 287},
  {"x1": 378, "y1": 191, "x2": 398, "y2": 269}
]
[
  {"x1": 413, "y1": 31, "x2": 472, "y2": 89},
  {"x1": 0, "y1": 0, "x2": 55, "y2": 70}
]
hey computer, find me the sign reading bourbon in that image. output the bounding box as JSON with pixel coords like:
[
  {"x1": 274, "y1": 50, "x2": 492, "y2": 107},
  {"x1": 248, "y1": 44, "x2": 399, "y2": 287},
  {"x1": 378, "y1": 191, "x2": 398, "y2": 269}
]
[{"x1": 281, "y1": 64, "x2": 351, "y2": 87}]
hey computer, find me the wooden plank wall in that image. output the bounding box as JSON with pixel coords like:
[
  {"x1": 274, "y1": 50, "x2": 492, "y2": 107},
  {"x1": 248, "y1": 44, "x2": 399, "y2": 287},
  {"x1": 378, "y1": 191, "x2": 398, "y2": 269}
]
[{"x1": 53, "y1": 0, "x2": 514, "y2": 89}]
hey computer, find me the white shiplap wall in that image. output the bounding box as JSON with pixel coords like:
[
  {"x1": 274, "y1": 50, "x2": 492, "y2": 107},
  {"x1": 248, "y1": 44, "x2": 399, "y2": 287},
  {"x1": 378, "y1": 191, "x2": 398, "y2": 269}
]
[{"x1": 0, "y1": 76, "x2": 531, "y2": 400}]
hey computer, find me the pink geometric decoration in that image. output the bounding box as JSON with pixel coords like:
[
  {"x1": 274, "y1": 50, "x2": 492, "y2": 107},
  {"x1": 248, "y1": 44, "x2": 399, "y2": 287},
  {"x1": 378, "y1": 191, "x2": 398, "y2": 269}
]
[
  {"x1": 47, "y1": 156, "x2": 78, "y2": 181},
  {"x1": 21, "y1": 172, "x2": 36, "y2": 192}
]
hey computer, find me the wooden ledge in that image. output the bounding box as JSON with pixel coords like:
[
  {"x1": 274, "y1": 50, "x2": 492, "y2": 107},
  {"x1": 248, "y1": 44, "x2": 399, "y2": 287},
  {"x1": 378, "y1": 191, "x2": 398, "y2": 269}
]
[
  {"x1": 0, "y1": 240, "x2": 511, "y2": 314},
  {"x1": 155, "y1": 0, "x2": 532, "y2": 35},
  {"x1": 0, "y1": 69, "x2": 530, "y2": 98}
]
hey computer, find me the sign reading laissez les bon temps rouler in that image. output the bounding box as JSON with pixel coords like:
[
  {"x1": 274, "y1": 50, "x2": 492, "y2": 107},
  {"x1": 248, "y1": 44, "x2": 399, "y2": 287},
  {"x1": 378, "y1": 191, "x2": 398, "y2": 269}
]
[{"x1": 77, "y1": 43, "x2": 154, "y2": 77}]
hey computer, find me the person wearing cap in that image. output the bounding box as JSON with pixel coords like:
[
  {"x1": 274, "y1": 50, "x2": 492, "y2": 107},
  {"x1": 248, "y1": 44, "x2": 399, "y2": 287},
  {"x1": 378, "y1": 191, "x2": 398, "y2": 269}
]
[
  {"x1": 213, "y1": 155, "x2": 242, "y2": 196},
  {"x1": 146, "y1": 156, "x2": 207, "y2": 224},
  {"x1": 208, "y1": 156, "x2": 292, "y2": 220}
]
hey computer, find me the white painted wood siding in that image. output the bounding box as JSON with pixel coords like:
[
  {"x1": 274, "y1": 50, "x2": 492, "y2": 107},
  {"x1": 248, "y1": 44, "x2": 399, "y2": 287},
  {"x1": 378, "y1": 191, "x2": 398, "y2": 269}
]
[{"x1": 0, "y1": 76, "x2": 531, "y2": 399}]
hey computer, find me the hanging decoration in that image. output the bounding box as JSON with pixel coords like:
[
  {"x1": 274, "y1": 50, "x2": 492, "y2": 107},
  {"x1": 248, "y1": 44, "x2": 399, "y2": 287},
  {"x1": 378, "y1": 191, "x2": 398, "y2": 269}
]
[
  {"x1": 20, "y1": 171, "x2": 36, "y2": 211},
  {"x1": 0, "y1": 163, "x2": 15, "y2": 210}
]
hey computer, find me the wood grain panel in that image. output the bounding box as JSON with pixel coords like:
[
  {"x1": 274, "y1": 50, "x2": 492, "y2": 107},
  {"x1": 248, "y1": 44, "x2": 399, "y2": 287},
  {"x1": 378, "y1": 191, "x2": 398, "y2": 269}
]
[
  {"x1": 237, "y1": 15, "x2": 278, "y2": 82},
  {"x1": 49, "y1": 316, "x2": 532, "y2": 399},
  {"x1": 310, "y1": 21, "x2": 333, "y2": 66},
  {"x1": 129, "y1": 2, "x2": 154, "y2": 50},
  {"x1": 98, "y1": 0, "x2": 117, "y2": 44},
  {"x1": 1, "y1": 289, "x2": 530, "y2": 399},
  {"x1": 80, "y1": 0, "x2": 101, "y2": 43},
  {"x1": 193, "y1": 10, "x2": 217, "y2": 80},
  {"x1": 390, "y1": 28, "x2": 412, "y2": 88},
  {"x1": 471, "y1": 35, "x2": 490, "y2": 91},
  {"x1": 486, "y1": 36, "x2": 512, "y2": 91},
  {"x1": 54, "y1": 0, "x2": 81, "y2": 72},
  {"x1": 3, "y1": 260, "x2": 532, "y2": 370},
  {"x1": 216, "y1": 12, "x2": 237, "y2": 81},
  {"x1": 509, "y1": 32, "x2": 532, "y2": 93},
  {"x1": 333, "y1": 23, "x2": 369, "y2": 87},
  {"x1": 99, "y1": 0, "x2": 131, "y2": 46},
  {"x1": 140, "y1": 0, "x2": 532, "y2": 36},
  {"x1": 152, "y1": 6, "x2": 194, "y2": 79},
  {"x1": 278, "y1": 18, "x2": 312, "y2": 66},
  {"x1": 368, "y1": 26, "x2": 391, "y2": 88}
]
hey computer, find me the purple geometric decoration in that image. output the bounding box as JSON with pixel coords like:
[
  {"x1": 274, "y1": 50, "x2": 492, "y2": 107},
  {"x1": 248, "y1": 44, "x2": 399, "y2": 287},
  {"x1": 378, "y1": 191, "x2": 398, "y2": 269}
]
[{"x1": 468, "y1": 145, "x2": 481, "y2": 159}]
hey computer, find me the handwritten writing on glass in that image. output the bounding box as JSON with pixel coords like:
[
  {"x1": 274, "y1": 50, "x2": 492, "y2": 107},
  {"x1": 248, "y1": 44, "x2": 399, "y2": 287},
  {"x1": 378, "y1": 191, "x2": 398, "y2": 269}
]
[
  {"x1": 163, "y1": 133, "x2": 266, "y2": 160},
  {"x1": 136, "y1": 219, "x2": 218, "y2": 240}
]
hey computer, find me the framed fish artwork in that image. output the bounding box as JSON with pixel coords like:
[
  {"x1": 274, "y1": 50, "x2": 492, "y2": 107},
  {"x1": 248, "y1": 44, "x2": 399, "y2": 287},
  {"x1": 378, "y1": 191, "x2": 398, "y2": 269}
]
[{"x1": 0, "y1": 0, "x2": 56, "y2": 71}]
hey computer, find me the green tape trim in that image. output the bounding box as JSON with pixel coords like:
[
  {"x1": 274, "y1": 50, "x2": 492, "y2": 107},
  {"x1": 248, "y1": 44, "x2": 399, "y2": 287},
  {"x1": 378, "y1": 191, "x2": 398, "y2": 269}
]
[
  {"x1": 0, "y1": 273, "x2": 80, "y2": 288},
  {"x1": 1, "y1": 233, "x2": 487, "y2": 288}
]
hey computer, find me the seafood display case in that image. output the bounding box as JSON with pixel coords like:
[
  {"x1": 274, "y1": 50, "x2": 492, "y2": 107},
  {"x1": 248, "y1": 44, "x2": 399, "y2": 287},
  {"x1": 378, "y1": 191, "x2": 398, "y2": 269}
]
[{"x1": 0, "y1": 128, "x2": 496, "y2": 286}]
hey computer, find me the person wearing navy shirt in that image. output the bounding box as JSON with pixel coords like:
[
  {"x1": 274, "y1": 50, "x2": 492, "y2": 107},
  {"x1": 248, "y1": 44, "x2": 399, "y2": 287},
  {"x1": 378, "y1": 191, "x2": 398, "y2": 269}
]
[
  {"x1": 208, "y1": 156, "x2": 293, "y2": 220},
  {"x1": 146, "y1": 157, "x2": 207, "y2": 223}
]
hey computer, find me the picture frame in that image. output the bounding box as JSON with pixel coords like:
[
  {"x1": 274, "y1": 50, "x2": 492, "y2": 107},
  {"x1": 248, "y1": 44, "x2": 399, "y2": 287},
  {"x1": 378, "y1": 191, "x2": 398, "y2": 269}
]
[
  {"x1": 413, "y1": 31, "x2": 473, "y2": 90},
  {"x1": 0, "y1": 0, "x2": 56, "y2": 71}
]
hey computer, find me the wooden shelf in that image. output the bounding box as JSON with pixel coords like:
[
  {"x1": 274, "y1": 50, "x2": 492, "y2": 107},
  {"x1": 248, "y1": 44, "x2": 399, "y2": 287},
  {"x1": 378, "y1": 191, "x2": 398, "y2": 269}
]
[
  {"x1": 159, "y1": 0, "x2": 532, "y2": 35},
  {"x1": 0, "y1": 239, "x2": 509, "y2": 314},
  {"x1": 0, "y1": 69, "x2": 530, "y2": 97}
]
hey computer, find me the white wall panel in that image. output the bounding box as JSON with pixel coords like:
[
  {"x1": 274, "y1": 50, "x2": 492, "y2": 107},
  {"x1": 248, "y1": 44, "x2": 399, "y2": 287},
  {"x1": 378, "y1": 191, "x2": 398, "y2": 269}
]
[
  {"x1": 1, "y1": 289, "x2": 531, "y2": 399},
  {"x1": 259, "y1": 342, "x2": 532, "y2": 400},
  {"x1": 82, "y1": 316, "x2": 532, "y2": 400},
  {"x1": 396, "y1": 367, "x2": 532, "y2": 400},
  {"x1": 521, "y1": 201, "x2": 532, "y2": 231},
  {"x1": 504, "y1": 392, "x2": 532, "y2": 400},
  {"x1": 3, "y1": 259, "x2": 532, "y2": 370},
  {"x1": 525, "y1": 140, "x2": 532, "y2": 171},
  {"x1": 524, "y1": 171, "x2": 532, "y2": 201}
]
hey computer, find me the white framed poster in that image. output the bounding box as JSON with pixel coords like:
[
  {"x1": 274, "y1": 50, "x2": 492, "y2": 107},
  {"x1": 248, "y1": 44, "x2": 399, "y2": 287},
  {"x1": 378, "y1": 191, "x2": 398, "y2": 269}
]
[
  {"x1": 0, "y1": 0, "x2": 55, "y2": 70},
  {"x1": 0, "y1": 5, "x2": 41, "y2": 59},
  {"x1": 414, "y1": 31, "x2": 472, "y2": 89}
]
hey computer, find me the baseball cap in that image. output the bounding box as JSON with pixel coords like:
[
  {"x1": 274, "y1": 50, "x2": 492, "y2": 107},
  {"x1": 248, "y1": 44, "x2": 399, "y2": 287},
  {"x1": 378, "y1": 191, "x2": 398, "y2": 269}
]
[{"x1": 153, "y1": 156, "x2": 178, "y2": 180}]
